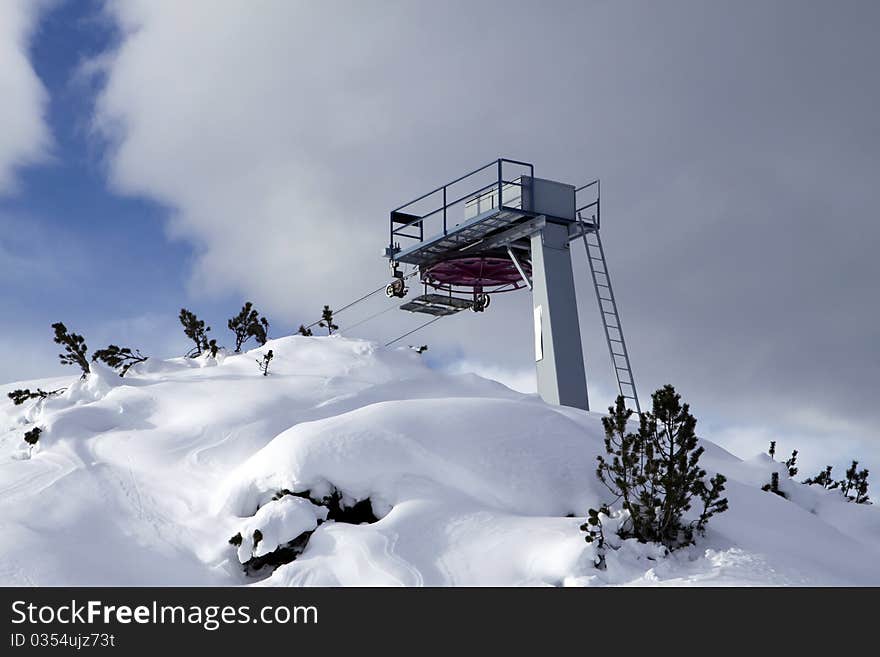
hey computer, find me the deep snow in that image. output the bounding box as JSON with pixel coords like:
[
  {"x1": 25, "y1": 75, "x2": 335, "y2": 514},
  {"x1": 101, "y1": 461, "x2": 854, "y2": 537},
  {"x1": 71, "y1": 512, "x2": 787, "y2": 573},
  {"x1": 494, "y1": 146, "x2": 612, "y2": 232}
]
[{"x1": 1, "y1": 336, "x2": 877, "y2": 586}]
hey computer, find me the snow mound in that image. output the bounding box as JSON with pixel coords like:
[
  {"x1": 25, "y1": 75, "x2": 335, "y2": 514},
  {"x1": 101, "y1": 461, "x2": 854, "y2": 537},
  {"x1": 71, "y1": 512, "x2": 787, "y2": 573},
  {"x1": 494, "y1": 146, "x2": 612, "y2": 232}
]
[
  {"x1": 220, "y1": 397, "x2": 601, "y2": 518},
  {"x1": 1, "y1": 335, "x2": 878, "y2": 586}
]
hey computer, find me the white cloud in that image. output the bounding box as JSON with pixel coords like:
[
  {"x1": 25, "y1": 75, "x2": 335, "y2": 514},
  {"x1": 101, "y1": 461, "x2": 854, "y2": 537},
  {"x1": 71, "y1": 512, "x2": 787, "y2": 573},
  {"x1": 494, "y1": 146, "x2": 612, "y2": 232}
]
[
  {"x1": 87, "y1": 1, "x2": 880, "y2": 475},
  {"x1": 87, "y1": 0, "x2": 587, "y2": 342},
  {"x1": 0, "y1": 0, "x2": 52, "y2": 194},
  {"x1": 91, "y1": 1, "x2": 401, "y2": 315}
]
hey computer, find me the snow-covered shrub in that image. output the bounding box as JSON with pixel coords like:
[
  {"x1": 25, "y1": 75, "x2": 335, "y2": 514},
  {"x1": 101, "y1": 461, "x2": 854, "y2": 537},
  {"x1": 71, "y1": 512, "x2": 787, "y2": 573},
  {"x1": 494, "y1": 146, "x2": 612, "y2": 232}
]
[
  {"x1": 228, "y1": 302, "x2": 269, "y2": 352},
  {"x1": 179, "y1": 308, "x2": 212, "y2": 357},
  {"x1": 762, "y1": 472, "x2": 786, "y2": 498},
  {"x1": 318, "y1": 305, "x2": 338, "y2": 335},
  {"x1": 252, "y1": 529, "x2": 263, "y2": 552},
  {"x1": 803, "y1": 465, "x2": 836, "y2": 489},
  {"x1": 839, "y1": 461, "x2": 871, "y2": 504},
  {"x1": 762, "y1": 443, "x2": 797, "y2": 497},
  {"x1": 580, "y1": 505, "x2": 610, "y2": 569},
  {"x1": 320, "y1": 489, "x2": 379, "y2": 524},
  {"x1": 24, "y1": 426, "x2": 41, "y2": 446},
  {"x1": 228, "y1": 486, "x2": 380, "y2": 577},
  {"x1": 297, "y1": 325, "x2": 313, "y2": 336},
  {"x1": 92, "y1": 345, "x2": 148, "y2": 377},
  {"x1": 52, "y1": 322, "x2": 90, "y2": 378},
  {"x1": 594, "y1": 386, "x2": 728, "y2": 550},
  {"x1": 7, "y1": 387, "x2": 65, "y2": 406},
  {"x1": 256, "y1": 350, "x2": 274, "y2": 376},
  {"x1": 784, "y1": 450, "x2": 798, "y2": 477}
]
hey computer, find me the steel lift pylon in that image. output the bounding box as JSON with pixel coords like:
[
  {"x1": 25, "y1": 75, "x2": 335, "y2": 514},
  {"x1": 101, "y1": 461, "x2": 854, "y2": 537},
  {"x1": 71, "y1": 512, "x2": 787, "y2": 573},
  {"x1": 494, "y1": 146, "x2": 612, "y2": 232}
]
[{"x1": 384, "y1": 158, "x2": 640, "y2": 413}]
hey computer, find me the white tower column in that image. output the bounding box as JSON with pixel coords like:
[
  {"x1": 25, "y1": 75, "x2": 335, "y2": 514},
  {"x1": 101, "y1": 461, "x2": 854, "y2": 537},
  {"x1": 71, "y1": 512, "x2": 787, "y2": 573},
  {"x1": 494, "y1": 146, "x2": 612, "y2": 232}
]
[{"x1": 530, "y1": 220, "x2": 589, "y2": 410}]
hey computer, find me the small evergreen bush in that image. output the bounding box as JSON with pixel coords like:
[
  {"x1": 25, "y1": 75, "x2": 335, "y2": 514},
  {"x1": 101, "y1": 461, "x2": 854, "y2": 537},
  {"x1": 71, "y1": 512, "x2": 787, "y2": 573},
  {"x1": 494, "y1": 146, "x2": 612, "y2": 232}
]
[
  {"x1": 7, "y1": 388, "x2": 65, "y2": 406},
  {"x1": 179, "y1": 308, "x2": 211, "y2": 357},
  {"x1": 762, "y1": 471, "x2": 786, "y2": 498},
  {"x1": 92, "y1": 345, "x2": 148, "y2": 377},
  {"x1": 228, "y1": 302, "x2": 269, "y2": 352},
  {"x1": 784, "y1": 450, "x2": 798, "y2": 478},
  {"x1": 297, "y1": 325, "x2": 313, "y2": 336},
  {"x1": 839, "y1": 461, "x2": 871, "y2": 504},
  {"x1": 803, "y1": 465, "x2": 837, "y2": 489},
  {"x1": 318, "y1": 306, "x2": 338, "y2": 335},
  {"x1": 256, "y1": 350, "x2": 274, "y2": 376},
  {"x1": 579, "y1": 505, "x2": 610, "y2": 569},
  {"x1": 24, "y1": 426, "x2": 41, "y2": 446},
  {"x1": 593, "y1": 386, "x2": 728, "y2": 550},
  {"x1": 52, "y1": 322, "x2": 90, "y2": 378}
]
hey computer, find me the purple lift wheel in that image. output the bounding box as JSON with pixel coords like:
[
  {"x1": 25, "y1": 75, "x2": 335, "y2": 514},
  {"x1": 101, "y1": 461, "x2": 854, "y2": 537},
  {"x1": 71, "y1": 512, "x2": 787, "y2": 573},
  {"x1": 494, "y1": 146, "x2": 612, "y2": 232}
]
[{"x1": 424, "y1": 256, "x2": 530, "y2": 292}]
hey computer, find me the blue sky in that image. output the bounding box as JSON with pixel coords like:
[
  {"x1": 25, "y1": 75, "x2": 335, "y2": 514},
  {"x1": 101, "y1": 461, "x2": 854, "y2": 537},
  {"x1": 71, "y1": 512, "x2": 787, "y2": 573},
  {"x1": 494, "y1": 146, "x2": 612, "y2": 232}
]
[
  {"x1": 1, "y1": 1, "x2": 879, "y2": 479},
  {"x1": 1, "y1": 1, "x2": 241, "y2": 379}
]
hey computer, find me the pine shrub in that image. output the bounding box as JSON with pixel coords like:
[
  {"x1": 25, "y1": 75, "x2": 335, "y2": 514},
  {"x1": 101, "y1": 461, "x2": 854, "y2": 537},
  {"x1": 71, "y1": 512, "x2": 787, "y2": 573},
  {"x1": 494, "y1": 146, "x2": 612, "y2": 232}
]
[
  {"x1": 762, "y1": 471, "x2": 786, "y2": 498},
  {"x1": 803, "y1": 465, "x2": 837, "y2": 489},
  {"x1": 228, "y1": 302, "x2": 269, "y2": 352},
  {"x1": 297, "y1": 325, "x2": 313, "y2": 336},
  {"x1": 92, "y1": 345, "x2": 148, "y2": 377},
  {"x1": 7, "y1": 388, "x2": 65, "y2": 406},
  {"x1": 784, "y1": 450, "x2": 799, "y2": 477},
  {"x1": 24, "y1": 426, "x2": 42, "y2": 445},
  {"x1": 256, "y1": 349, "x2": 274, "y2": 376},
  {"x1": 179, "y1": 308, "x2": 211, "y2": 357},
  {"x1": 594, "y1": 386, "x2": 728, "y2": 550},
  {"x1": 318, "y1": 305, "x2": 338, "y2": 335},
  {"x1": 839, "y1": 461, "x2": 871, "y2": 504},
  {"x1": 52, "y1": 322, "x2": 90, "y2": 378},
  {"x1": 579, "y1": 505, "x2": 610, "y2": 569}
]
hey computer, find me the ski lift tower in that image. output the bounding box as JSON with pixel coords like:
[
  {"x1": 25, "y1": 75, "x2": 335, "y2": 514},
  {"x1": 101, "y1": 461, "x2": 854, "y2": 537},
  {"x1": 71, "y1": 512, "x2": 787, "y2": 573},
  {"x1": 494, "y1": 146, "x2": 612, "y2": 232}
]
[{"x1": 384, "y1": 158, "x2": 640, "y2": 413}]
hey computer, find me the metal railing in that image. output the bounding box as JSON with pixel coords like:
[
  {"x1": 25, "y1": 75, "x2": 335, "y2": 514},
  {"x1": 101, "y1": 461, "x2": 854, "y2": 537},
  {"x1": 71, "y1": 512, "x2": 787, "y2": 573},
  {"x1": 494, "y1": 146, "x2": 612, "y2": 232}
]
[
  {"x1": 575, "y1": 178, "x2": 600, "y2": 229},
  {"x1": 389, "y1": 158, "x2": 535, "y2": 257}
]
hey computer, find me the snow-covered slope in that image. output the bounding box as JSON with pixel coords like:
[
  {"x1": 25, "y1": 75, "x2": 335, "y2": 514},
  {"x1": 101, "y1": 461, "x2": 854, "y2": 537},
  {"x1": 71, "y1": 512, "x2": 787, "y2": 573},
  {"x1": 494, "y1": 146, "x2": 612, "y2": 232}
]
[{"x1": 1, "y1": 336, "x2": 878, "y2": 586}]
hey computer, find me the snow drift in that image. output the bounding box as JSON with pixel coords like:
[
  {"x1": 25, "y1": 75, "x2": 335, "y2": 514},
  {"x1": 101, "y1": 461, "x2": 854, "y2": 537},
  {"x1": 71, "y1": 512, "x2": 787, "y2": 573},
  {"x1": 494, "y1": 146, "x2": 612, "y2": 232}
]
[{"x1": 1, "y1": 336, "x2": 878, "y2": 586}]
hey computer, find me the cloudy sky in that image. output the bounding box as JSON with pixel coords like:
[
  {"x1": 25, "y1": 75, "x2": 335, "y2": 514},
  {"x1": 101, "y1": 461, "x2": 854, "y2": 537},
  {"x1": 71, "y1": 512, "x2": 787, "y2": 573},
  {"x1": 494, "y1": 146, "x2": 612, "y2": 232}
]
[{"x1": 1, "y1": 0, "x2": 878, "y2": 477}]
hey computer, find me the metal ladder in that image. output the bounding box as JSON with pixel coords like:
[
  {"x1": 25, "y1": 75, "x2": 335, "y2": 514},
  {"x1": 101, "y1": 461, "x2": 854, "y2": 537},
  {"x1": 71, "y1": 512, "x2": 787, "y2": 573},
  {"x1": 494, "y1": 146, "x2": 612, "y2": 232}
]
[{"x1": 578, "y1": 224, "x2": 641, "y2": 412}]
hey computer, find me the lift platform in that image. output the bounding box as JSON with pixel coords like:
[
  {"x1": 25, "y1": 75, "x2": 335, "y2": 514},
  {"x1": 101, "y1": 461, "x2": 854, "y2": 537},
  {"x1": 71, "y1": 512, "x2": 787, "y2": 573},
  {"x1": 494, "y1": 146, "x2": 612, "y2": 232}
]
[
  {"x1": 399, "y1": 293, "x2": 474, "y2": 316},
  {"x1": 383, "y1": 158, "x2": 641, "y2": 413}
]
